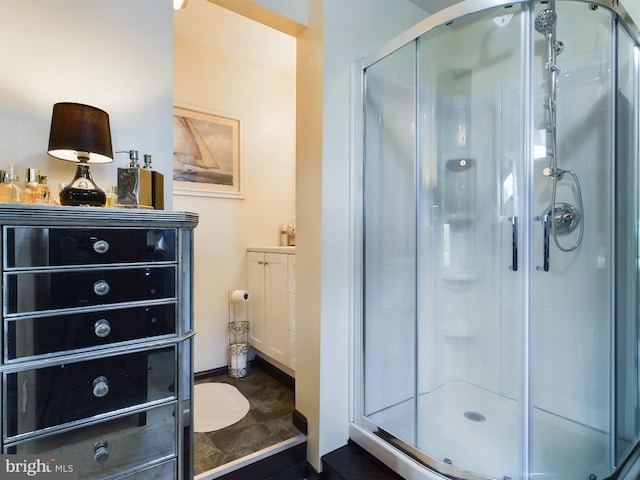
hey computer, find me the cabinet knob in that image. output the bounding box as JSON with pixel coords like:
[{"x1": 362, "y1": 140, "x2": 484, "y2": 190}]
[
  {"x1": 93, "y1": 440, "x2": 110, "y2": 463},
  {"x1": 92, "y1": 376, "x2": 109, "y2": 398},
  {"x1": 93, "y1": 280, "x2": 110, "y2": 296},
  {"x1": 93, "y1": 239, "x2": 110, "y2": 254},
  {"x1": 94, "y1": 319, "x2": 112, "y2": 338}
]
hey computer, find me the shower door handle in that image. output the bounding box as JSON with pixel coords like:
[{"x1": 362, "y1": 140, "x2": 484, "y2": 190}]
[
  {"x1": 535, "y1": 214, "x2": 550, "y2": 272},
  {"x1": 509, "y1": 216, "x2": 518, "y2": 271}
]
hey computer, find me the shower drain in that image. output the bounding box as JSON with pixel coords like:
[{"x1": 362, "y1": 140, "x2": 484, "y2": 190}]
[{"x1": 463, "y1": 411, "x2": 486, "y2": 422}]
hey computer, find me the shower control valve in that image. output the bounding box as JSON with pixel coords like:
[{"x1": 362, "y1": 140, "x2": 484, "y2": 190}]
[{"x1": 543, "y1": 167, "x2": 564, "y2": 179}]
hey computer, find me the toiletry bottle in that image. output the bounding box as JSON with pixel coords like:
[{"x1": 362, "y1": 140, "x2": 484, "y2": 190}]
[
  {"x1": 8, "y1": 164, "x2": 22, "y2": 203},
  {"x1": 8, "y1": 164, "x2": 22, "y2": 198},
  {"x1": 116, "y1": 150, "x2": 152, "y2": 208},
  {"x1": 0, "y1": 170, "x2": 13, "y2": 203},
  {"x1": 105, "y1": 185, "x2": 117, "y2": 208},
  {"x1": 143, "y1": 154, "x2": 164, "y2": 210},
  {"x1": 280, "y1": 224, "x2": 288, "y2": 246},
  {"x1": 37, "y1": 175, "x2": 54, "y2": 205},
  {"x1": 0, "y1": 170, "x2": 10, "y2": 203},
  {"x1": 24, "y1": 168, "x2": 40, "y2": 204},
  {"x1": 287, "y1": 216, "x2": 296, "y2": 246},
  {"x1": 0, "y1": 167, "x2": 22, "y2": 204}
]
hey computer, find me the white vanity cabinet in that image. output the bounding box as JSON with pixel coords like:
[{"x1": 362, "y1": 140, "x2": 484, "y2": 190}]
[
  {"x1": 247, "y1": 247, "x2": 295, "y2": 371},
  {"x1": 0, "y1": 205, "x2": 197, "y2": 480}
]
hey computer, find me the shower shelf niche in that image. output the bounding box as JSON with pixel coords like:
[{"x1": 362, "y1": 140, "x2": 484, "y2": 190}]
[
  {"x1": 441, "y1": 158, "x2": 478, "y2": 284},
  {"x1": 441, "y1": 271, "x2": 478, "y2": 284},
  {"x1": 441, "y1": 319, "x2": 479, "y2": 339},
  {"x1": 443, "y1": 158, "x2": 477, "y2": 225}
]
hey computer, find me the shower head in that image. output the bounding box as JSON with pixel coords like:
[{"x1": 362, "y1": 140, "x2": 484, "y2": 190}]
[{"x1": 535, "y1": 9, "x2": 557, "y2": 35}]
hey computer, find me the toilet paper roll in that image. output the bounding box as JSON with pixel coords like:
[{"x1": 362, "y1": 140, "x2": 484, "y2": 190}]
[
  {"x1": 231, "y1": 289, "x2": 249, "y2": 302},
  {"x1": 229, "y1": 343, "x2": 248, "y2": 370},
  {"x1": 229, "y1": 342, "x2": 249, "y2": 378}
]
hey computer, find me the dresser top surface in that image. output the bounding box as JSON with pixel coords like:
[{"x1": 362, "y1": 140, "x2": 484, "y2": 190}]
[{"x1": 0, "y1": 204, "x2": 199, "y2": 228}]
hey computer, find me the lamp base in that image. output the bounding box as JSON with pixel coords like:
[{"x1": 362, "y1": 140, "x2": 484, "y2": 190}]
[{"x1": 60, "y1": 163, "x2": 106, "y2": 207}]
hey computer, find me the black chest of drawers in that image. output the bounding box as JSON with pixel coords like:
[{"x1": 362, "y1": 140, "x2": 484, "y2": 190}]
[{"x1": 0, "y1": 205, "x2": 198, "y2": 480}]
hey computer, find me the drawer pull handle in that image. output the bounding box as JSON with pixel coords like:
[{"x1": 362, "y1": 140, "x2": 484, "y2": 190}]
[
  {"x1": 93, "y1": 376, "x2": 109, "y2": 398},
  {"x1": 93, "y1": 280, "x2": 110, "y2": 296},
  {"x1": 94, "y1": 319, "x2": 111, "y2": 338},
  {"x1": 93, "y1": 441, "x2": 109, "y2": 463},
  {"x1": 93, "y1": 239, "x2": 110, "y2": 254}
]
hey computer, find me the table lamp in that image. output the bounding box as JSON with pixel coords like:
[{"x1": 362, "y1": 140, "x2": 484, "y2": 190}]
[{"x1": 47, "y1": 102, "x2": 113, "y2": 206}]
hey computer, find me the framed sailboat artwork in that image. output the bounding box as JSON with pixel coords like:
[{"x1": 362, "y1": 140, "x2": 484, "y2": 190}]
[{"x1": 173, "y1": 103, "x2": 244, "y2": 198}]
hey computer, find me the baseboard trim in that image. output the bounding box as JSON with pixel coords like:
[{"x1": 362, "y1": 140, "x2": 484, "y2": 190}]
[
  {"x1": 194, "y1": 367, "x2": 227, "y2": 381},
  {"x1": 196, "y1": 357, "x2": 295, "y2": 392},
  {"x1": 292, "y1": 408, "x2": 308, "y2": 435},
  {"x1": 253, "y1": 354, "x2": 295, "y2": 391}
]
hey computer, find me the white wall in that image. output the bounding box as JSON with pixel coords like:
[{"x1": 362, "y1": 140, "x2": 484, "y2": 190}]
[
  {"x1": 255, "y1": 0, "x2": 309, "y2": 25},
  {"x1": 295, "y1": 0, "x2": 428, "y2": 470},
  {"x1": 0, "y1": 1, "x2": 174, "y2": 207},
  {"x1": 623, "y1": 0, "x2": 640, "y2": 28},
  {"x1": 174, "y1": 0, "x2": 296, "y2": 373}
]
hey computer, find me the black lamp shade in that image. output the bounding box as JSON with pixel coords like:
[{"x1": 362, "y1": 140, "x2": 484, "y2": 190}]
[{"x1": 47, "y1": 102, "x2": 113, "y2": 164}]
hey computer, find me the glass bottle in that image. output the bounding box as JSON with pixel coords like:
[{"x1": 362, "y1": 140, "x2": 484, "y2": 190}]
[
  {"x1": 105, "y1": 185, "x2": 117, "y2": 208},
  {"x1": 287, "y1": 216, "x2": 296, "y2": 246},
  {"x1": 24, "y1": 168, "x2": 40, "y2": 204},
  {"x1": 0, "y1": 169, "x2": 22, "y2": 204},
  {"x1": 8, "y1": 164, "x2": 22, "y2": 202},
  {"x1": 37, "y1": 175, "x2": 54, "y2": 205}
]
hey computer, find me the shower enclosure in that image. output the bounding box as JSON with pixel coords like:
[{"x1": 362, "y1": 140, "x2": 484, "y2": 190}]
[{"x1": 356, "y1": 0, "x2": 640, "y2": 479}]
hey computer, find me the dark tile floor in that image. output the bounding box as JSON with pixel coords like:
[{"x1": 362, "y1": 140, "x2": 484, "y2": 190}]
[{"x1": 193, "y1": 363, "x2": 302, "y2": 476}]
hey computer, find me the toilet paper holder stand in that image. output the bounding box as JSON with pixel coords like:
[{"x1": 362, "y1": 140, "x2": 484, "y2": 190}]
[{"x1": 228, "y1": 290, "x2": 250, "y2": 378}]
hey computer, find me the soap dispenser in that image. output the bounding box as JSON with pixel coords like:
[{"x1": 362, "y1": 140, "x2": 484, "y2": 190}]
[
  {"x1": 116, "y1": 150, "x2": 152, "y2": 209},
  {"x1": 143, "y1": 154, "x2": 164, "y2": 210}
]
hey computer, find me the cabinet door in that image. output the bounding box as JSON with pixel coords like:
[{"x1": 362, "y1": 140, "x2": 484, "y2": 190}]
[
  {"x1": 264, "y1": 253, "x2": 288, "y2": 365},
  {"x1": 247, "y1": 252, "x2": 266, "y2": 350}
]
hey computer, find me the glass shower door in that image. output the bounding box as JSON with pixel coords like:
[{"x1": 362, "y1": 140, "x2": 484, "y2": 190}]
[
  {"x1": 528, "y1": 1, "x2": 615, "y2": 478},
  {"x1": 363, "y1": 5, "x2": 527, "y2": 479},
  {"x1": 415, "y1": 5, "x2": 525, "y2": 479},
  {"x1": 362, "y1": 40, "x2": 417, "y2": 444}
]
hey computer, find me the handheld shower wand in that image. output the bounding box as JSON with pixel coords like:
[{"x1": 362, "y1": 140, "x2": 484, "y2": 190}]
[
  {"x1": 535, "y1": 4, "x2": 584, "y2": 253},
  {"x1": 536, "y1": 6, "x2": 561, "y2": 179}
]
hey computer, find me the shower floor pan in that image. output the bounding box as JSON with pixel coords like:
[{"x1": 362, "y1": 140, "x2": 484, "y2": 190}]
[{"x1": 366, "y1": 381, "x2": 609, "y2": 480}]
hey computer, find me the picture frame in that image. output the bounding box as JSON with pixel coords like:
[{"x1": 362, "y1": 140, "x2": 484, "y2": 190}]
[{"x1": 173, "y1": 103, "x2": 244, "y2": 199}]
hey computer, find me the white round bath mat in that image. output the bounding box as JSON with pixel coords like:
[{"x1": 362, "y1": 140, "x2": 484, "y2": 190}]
[{"x1": 194, "y1": 382, "x2": 250, "y2": 432}]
